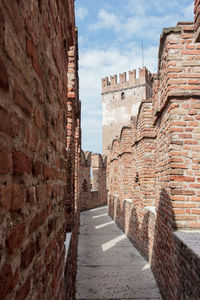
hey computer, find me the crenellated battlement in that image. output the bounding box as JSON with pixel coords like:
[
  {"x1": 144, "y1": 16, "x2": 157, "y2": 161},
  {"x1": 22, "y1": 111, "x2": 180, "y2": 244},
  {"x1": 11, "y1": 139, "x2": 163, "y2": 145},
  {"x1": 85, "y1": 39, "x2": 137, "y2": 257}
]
[{"x1": 102, "y1": 67, "x2": 153, "y2": 94}]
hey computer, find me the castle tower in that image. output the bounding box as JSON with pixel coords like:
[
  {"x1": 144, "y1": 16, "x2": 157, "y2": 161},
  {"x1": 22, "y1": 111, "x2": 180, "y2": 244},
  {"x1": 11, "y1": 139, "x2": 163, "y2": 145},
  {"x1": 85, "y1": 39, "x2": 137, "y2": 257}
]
[{"x1": 102, "y1": 67, "x2": 152, "y2": 154}]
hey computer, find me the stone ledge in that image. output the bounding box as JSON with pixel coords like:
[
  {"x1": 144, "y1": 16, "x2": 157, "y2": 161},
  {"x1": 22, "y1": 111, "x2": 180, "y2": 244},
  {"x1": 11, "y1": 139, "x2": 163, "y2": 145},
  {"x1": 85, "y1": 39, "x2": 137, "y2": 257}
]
[
  {"x1": 174, "y1": 231, "x2": 200, "y2": 258},
  {"x1": 123, "y1": 198, "x2": 133, "y2": 203},
  {"x1": 145, "y1": 206, "x2": 157, "y2": 216},
  {"x1": 65, "y1": 232, "x2": 72, "y2": 260}
]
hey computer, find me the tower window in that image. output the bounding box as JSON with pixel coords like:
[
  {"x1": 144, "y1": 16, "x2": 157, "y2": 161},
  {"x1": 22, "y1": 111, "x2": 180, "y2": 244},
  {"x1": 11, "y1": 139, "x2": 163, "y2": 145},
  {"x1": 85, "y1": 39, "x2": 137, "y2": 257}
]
[{"x1": 121, "y1": 92, "x2": 125, "y2": 99}]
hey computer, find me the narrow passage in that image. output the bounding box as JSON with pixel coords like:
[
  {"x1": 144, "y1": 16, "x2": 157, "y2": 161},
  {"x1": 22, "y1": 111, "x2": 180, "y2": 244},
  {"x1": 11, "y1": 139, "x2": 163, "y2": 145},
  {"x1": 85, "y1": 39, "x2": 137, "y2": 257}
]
[{"x1": 76, "y1": 206, "x2": 161, "y2": 300}]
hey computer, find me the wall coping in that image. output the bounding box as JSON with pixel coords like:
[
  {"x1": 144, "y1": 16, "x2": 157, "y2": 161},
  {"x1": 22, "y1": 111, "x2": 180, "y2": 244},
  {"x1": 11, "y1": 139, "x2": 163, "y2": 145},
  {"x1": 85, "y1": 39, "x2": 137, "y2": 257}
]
[
  {"x1": 65, "y1": 232, "x2": 72, "y2": 260},
  {"x1": 124, "y1": 199, "x2": 133, "y2": 203},
  {"x1": 145, "y1": 206, "x2": 157, "y2": 216},
  {"x1": 174, "y1": 231, "x2": 200, "y2": 259}
]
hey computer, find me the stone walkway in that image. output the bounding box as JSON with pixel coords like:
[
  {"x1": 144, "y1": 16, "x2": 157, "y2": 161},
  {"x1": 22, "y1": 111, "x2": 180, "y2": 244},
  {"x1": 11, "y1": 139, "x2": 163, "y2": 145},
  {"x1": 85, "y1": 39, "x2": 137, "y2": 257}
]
[{"x1": 76, "y1": 206, "x2": 161, "y2": 300}]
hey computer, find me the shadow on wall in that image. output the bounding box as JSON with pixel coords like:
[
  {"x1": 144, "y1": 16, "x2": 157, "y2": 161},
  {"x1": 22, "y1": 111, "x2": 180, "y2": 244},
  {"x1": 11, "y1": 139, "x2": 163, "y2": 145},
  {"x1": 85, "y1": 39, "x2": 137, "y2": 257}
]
[
  {"x1": 151, "y1": 188, "x2": 177, "y2": 299},
  {"x1": 109, "y1": 187, "x2": 200, "y2": 299},
  {"x1": 152, "y1": 189, "x2": 200, "y2": 299}
]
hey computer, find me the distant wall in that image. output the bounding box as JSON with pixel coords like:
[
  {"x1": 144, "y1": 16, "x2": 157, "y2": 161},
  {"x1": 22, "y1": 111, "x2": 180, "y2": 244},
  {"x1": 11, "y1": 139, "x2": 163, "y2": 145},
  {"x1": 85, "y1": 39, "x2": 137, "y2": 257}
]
[
  {"x1": 80, "y1": 151, "x2": 107, "y2": 211},
  {"x1": 107, "y1": 18, "x2": 200, "y2": 299},
  {"x1": 0, "y1": 1, "x2": 81, "y2": 299}
]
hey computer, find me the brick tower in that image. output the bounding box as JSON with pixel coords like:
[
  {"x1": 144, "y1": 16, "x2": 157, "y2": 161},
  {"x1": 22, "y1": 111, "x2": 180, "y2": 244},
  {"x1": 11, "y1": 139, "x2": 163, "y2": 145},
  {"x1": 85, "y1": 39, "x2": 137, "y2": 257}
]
[{"x1": 102, "y1": 67, "x2": 153, "y2": 154}]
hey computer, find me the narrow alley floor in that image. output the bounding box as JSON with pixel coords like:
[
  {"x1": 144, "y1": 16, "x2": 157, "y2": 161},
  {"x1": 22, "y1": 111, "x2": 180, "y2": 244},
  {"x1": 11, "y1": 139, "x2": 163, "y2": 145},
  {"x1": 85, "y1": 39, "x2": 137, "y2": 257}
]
[{"x1": 76, "y1": 206, "x2": 162, "y2": 300}]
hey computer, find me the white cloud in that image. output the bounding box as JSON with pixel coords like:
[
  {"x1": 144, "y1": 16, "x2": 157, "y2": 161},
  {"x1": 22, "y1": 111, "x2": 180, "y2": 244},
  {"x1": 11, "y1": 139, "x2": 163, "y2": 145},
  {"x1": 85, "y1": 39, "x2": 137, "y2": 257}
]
[
  {"x1": 89, "y1": 1, "x2": 194, "y2": 43},
  {"x1": 76, "y1": 6, "x2": 89, "y2": 20},
  {"x1": 90, "y1": 9, "x2": 120, "y2": 31}
]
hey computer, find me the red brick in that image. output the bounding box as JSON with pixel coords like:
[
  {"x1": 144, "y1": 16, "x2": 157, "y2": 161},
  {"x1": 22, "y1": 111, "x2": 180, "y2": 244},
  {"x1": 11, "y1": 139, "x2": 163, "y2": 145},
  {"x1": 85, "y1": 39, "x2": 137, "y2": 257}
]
[
  {"x1": 192, "y1": 209, "x2": 200, "y2": 214},
  {"x1": 15, "y1": 277, "x2": 31, "y2": 300},
  {"x1": 0, "y1": 184, "x2": 25, "y2": 211},
  {"x1": 173, "y1": 209, "x2": 185, "y2": 214},
  {"x1": 188, "y1": 109, "x2": 197, "y2": 115},
  {"x1": 179, "y1": 134, "x2": 193, "y2": 139},
  {"x1": 45, "y1": 240, "x2": 53, "y2": 261},
  {"x1": 188, "y1": 121, "x2": 198, "y2": 126},
  {"x1": 188, "y1": 79, "x2": 200, "y2": 84},
  {"x1": 189, "y1": 222, "x2": 200, "y2": 228},
  {"x1": 0, "y1": 56, "x2": 9, "y2": 91},
  {"x1": 170, "y1": 127, "x2": 183, "y2": 133},
  {"x1": 0, "y1": 185, "x2": 12, "y2": 210},
  {"x1": 26, "y1": 186, "x2": 36, "y2": 205},
  {"x1": 14, "y1": 85, "x2": 33, "y2": 118},
  {"x1": 13, "y1": 150, "x2": 32, "y2": 175},
  {"x1": 171, "y1": 189, "x2": 195, "y2": 195},
  {"x1": 6, "y1": 223, "x2": 26, "y2": 254},
  {"x1": 0, "y1": 149, "x2": 12, "y2": 174},
  {"x1": 184, "y1": 140, "x2": 198, "y2": 145},
  {"x1": 36, "y1": 184, "x2": 46, "y2": 203},
  {"x1": 34, "y1": 109, "x2": 44, "y2": 129},
  {"x1": 21, "y1": 242, "x2": 35, "y2": 268},
  {"x1": 0, "y1": 8, "x2": 5, "y2": 45},
  {"x1": 181, "y1": 50, "x2": 200, "y2": 55},
  {"x1": 26, "y1": 37, "x2": 44, "y2": 81},
  {"x1": 44, "y1": 165, "x2": 52, "y2": 180},
  {"x1": 29, "y1": 212, "x2": 41, "y2": 233},
  {"x1": 33, "y1": 160, "x2": 44, "y2": 177},
  {"x1": 11, "y1": 184, "x2": 25, "y2": 211},
  {"x1": 0, "y1": 264, "x2": 18, "y2": 299},
  {"x1": 30, "y1": 207, "x2": 47, "y2": 233},
  {"x1": 171, "y1": 176, "x2": 195, "y2": 182},
  {"x1": 191, "y1": 104, "x2": 200, "y2": 109},
  {"x1": 0, "y1": 108, "x2": 21, "y2": 137},
  {"x1": 171, "y1": 164, "x2": 188, "y2": 169}
]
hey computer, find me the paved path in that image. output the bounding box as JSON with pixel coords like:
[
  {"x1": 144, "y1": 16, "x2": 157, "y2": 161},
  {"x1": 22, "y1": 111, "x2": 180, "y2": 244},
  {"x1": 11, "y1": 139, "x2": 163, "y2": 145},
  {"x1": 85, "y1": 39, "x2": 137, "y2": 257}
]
[{"x1": 76, "y1": 206, "x2": 161, "y2": 300}]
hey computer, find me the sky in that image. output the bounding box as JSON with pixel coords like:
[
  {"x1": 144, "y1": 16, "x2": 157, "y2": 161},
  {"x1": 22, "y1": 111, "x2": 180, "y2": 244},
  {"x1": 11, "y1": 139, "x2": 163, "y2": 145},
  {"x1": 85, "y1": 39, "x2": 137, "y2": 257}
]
[{"x1": 75, "y1": 0, "x2": 194, "y2": 154}]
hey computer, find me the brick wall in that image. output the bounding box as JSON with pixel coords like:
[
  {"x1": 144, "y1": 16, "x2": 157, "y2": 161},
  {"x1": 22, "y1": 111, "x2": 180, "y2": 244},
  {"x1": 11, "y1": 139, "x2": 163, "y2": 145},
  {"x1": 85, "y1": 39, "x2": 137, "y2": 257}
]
[
  {"x1": 0, "y1": 1, "x2": 81, "y2": 299},
  {"x1": 80, "y1": 151, "x2": 107, "y2": 211},
  {"x1": 194, "y1": 0, "x2": 200, "y2": 41},
  {"x1": 107, "y1": 10, "x2": 200, "y2": 300}
]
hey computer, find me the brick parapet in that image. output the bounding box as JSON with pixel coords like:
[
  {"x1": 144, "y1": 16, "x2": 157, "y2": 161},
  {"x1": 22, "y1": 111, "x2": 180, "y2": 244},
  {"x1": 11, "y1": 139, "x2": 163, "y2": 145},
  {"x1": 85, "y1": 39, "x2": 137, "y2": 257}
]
[
  {"x1": 194, "y1": 0, "x2": 200, "y2": 41},
  {"x1": 156, "y1": 22, "x2": 200, "y2": 120},
  {"x1": 119, "y1": 126, "x2": 132, "y2": 155},
  {"x1": 135, "y1": 100, "x2": 155, "y2": 142}
]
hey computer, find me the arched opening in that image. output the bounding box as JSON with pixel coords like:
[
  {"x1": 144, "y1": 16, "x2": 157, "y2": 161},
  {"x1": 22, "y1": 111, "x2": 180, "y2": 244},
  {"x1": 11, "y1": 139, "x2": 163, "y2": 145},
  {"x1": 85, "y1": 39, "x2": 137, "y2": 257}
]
[{"x1": 121, "y1": 92, "x2": 125, "y2": 99}]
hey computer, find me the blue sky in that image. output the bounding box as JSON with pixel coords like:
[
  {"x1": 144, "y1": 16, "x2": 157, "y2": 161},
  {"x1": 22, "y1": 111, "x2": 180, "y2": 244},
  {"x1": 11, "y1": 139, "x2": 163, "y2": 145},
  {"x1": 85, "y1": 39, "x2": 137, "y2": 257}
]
[{"x1": 75, "y1": 0, "x2": 194, "y2": 154}]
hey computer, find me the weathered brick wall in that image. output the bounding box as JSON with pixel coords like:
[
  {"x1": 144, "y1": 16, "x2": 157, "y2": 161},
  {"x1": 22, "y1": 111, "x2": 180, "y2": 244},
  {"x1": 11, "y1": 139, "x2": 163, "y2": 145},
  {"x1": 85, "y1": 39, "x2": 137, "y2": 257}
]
[
  {"x1": 194, "y1": 0, "x2": 200, "y2": 41},
  {"x1": 107, "y1": 8, "x2": 200, "y2": 299},
  {"x1": 0, "y1": 1, "x2": 80, "y2": 299},
  {"x1": 80, "y1": 151, "x2": 107, "y2": 211}
]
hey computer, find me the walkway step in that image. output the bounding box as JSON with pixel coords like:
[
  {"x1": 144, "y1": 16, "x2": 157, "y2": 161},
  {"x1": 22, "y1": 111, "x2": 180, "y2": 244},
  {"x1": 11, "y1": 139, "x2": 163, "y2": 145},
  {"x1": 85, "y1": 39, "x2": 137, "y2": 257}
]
[{"x1": 76, "y1": 206, "x2": 162, "y2": 300}]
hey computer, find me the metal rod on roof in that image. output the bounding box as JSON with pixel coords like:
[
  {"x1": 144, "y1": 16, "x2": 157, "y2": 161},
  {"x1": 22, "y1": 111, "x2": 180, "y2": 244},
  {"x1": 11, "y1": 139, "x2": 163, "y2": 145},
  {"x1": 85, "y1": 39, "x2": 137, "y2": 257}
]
[{"x1": 142, "y1": 40, "x2": 144, "y2": 68}]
